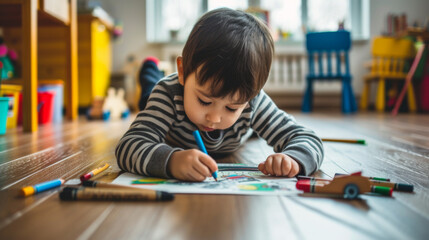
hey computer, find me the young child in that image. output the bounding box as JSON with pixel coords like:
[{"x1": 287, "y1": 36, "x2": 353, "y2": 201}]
[{"x1": 116, "y1": 8, "x2": 324, "y2": 182}]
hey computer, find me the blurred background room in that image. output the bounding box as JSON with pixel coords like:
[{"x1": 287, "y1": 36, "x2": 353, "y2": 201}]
[{"x1": 1, "y1": 0, "x2": 429, "y2": 132}]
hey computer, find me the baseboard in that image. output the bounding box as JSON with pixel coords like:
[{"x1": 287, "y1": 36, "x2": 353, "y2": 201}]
[{"x1": 267, "y1": 92, "x2": 360, "y2": 110}]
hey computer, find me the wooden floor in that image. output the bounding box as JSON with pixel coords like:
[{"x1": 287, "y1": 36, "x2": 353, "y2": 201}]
[{"x1": 0, "y1": 111, "x2": 429, "y2": 240}]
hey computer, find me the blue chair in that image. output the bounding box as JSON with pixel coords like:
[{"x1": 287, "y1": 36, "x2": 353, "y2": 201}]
[{"x1": 302, "y1": 31, "x2": 357, "y2": 113}]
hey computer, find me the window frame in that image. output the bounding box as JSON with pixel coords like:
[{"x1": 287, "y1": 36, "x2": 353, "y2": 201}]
[{"x1": 146, "y1": 0, "x2": 369, "y2": 43}]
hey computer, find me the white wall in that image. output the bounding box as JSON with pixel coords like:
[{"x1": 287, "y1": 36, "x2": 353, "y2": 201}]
[
  {"x1": 350, "y1": 0, "x2": 429, "y2": 94},
  {"x1": 99, "y1": 0, "x2": 429, "y2": 94},
  {"x1": 99, "y1": 0, "x2": 161, "y2": 72}
]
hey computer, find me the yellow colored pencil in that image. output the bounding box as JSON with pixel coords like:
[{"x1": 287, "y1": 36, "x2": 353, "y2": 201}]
[{"x1": 80, "y1": 163, "x2": 110, "y2": 182}]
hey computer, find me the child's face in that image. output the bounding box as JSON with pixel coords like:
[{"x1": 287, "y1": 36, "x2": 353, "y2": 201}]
[{"x1": 181, "y1": 71, "x2": 248, "y2": 132}]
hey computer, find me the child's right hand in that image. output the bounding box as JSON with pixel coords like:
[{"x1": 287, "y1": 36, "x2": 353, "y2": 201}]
[{"x1": 168, "y1": 149, "x2": 218, "y2": 182}]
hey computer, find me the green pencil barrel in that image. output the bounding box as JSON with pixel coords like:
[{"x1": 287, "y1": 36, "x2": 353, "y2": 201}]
[
  {"x1": 370, "y1": 177, "x2": 390, "y2": 182},
  {"x1": 371, "y1": 186, "x2": 393, "y2": 196}
]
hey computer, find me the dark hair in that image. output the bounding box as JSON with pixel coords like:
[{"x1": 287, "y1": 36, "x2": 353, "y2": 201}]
[{"x1": 182, "y1": 8, "x2": 274, "y2": 102}]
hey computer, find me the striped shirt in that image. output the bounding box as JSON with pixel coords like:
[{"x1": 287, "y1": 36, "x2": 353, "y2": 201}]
[{"x1": 115, "y1": 73, "x2": 324, "y2": 178}]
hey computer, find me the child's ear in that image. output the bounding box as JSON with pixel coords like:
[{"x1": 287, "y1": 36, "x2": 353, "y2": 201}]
[{"x1": 176, "y1": 56, "x2": 184, "y2": 85}]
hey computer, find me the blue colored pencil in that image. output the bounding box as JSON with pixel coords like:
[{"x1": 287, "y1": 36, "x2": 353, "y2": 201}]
[
  {"x1": 21, "y1": 178, "x2": 65, "y2": 197},
  {"x1": 193, "y1": 130, "x2": 218, "y2": 181}
]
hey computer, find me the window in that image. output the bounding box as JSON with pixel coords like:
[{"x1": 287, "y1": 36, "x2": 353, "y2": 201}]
[
  {"x1": 260, "y1": 0, "x2": 303, "y2": 41},
  {"x1": 146, "y1": 0, "x2": 368, "y2": 43},
  {"x1": 146, "y1": 0, "x2": 204, "y2": 43}
]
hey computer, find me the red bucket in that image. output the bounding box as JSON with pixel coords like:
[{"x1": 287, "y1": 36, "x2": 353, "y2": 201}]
[
  {"x1": 18, "y1": 91, "x2": 56, "y2": 125},
  {"x1": 37, "y1": 91, "x2": 55, "y2": 124}
]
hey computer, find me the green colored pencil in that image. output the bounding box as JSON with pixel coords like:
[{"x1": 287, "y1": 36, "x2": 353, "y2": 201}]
[{"x1": 322, "y1": 138, "x2": 366, "y2": 144}]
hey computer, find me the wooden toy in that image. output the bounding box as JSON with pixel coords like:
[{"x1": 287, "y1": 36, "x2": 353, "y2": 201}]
[
  {"x1": 87, "y1": 87, "x2": 129, "y2": 121},
  {"x1": 296, "y1": 172, "x2": 393, "y2": 199},
  {"x1": 333, "y1": 173, "x2": 414, "y2": 192},
  {"x1": 87, "y1": 97, "x2": 109, "y2": 121}
]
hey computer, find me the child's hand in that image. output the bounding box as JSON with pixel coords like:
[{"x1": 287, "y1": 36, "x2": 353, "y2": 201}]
[
  {"x1": 258, "y1": 153, "x2": 300, "y2": 177},
  {"x1": 168, "y1": 149, "x2": 218, "y2": 182}
]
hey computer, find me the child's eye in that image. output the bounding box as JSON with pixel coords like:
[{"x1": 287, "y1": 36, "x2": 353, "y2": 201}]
[
  {"x1": 198, "y1": 98, "x2": 211, "y2": 106},
  {"x1": 226, "y1": 106, "x2": 238, "y2": 112}
]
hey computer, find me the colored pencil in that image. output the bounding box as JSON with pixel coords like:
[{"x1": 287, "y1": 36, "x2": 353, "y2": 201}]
[
  {"x1": 193, "y1": 130, "x2": 218, "y2": 181},
  {"x1": 322, "y1": 138, "x2": 366, "y2": 144},
  {"x1": 335, "y1": 173, "x2": 390, "y2": 182},
  {"x1": 80, "y1": 163, "x2": 110, "y2": 182},
  {"x1": 217, "y1": 163, "x2": 259, "y2": 171},
  {"x1": 370, "y1": 181, "x2": 414, "y2": 192},
  {"x1": 59, "y1": 187, "x2": 174, "y2": 201},
  {"x1": 21, "y1": 178, "x2": 65, "y2": 197}
]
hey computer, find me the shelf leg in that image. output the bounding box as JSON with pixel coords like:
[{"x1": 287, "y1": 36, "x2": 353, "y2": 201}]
[{"x1": 22, "y1": 0, "x2": 38, "y2": 132}]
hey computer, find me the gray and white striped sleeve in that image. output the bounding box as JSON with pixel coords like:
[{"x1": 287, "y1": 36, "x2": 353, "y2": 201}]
[
  {"x1": 250, "y1": 91, "x2": 324, "y2": 175},
  {"x1": 115, "y1": 81, "x2": 182, "y2": 178}
]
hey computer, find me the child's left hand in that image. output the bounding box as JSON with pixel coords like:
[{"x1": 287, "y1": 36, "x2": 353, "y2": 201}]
[{"x1": 258, "y1": 153, "x2": 300, "y2": 177}]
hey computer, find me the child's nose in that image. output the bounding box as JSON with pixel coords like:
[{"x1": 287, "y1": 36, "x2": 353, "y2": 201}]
[{"x1": 206, "y1": 112, "x2": 221, "y2": 124}]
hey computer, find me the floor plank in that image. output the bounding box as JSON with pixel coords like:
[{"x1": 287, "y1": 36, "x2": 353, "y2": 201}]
[{"x1": 0, "y1": 112, "x2": 428, "y2": 239}]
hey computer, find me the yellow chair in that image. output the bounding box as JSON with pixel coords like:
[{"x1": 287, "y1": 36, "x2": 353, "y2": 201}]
[{"x1": 360, "y1": 37, "x2": 417, "y2": 112}]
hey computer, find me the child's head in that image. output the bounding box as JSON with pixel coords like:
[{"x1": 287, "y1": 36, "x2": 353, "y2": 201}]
[
  {"x1": 177, "y1": 8, "x2": 274, "y2": 132},
  {"x1": 178, "y1": 8, "x2": 274, "y2": 103}
]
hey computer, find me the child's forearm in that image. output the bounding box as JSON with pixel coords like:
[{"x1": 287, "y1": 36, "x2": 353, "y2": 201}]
[
  {"x1": 250, "y1": 91, "x2": 324, "y2": 175},
  {"x1": 254, "y1": 121, "x2": 323, "y2": 175},
  {"x1": 116, "y1": 136, "x2": 181, "y2": 178},
  {"x1": 282, "y1": 130, "x2": 324, "y2": 175},
  {"x1": 115, "y1": 82, "x2": 179, "y2": 178}
]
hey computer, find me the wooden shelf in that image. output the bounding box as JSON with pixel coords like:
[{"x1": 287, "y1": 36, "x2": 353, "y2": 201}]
[
  {"x1": 77, "y1": 14, "x2": 112, "y2": 108},
  {"x1": 406, "y1": 28, "x2": 429, "y2": 41},
  {"x1": 395, "y1": 27, "x2": 429, "y2": 41},
  {"x1": 0, "y1": 0, "x2": 78, "y2": 133}
]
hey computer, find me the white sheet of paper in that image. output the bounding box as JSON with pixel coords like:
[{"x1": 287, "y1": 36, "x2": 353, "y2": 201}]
[{"x1": 112, "y1": 171, "x2": 301, "y2": 196}]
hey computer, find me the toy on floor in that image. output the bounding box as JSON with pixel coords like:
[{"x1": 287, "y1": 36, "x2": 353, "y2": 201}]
[
  {"x1": 104, "y1": 87, "x2": 129, "y2": 120},
  {"x1": 87, "y1": 87, "x2": 129, "y2": 121},
  {"x1": 296, "y1": 171, "x2": 394, "y2": 199},
  {"x1": 87, "y1": 97, "x2": 109, "y2": 120}
]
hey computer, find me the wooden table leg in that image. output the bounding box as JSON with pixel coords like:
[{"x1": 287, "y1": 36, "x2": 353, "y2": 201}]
[
  {"x1": 22, "y1": 0, "x2": 38, "y2": 132},
  {"x1": 65, "y1": 0, "x2": 78, "y2": 120}
]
